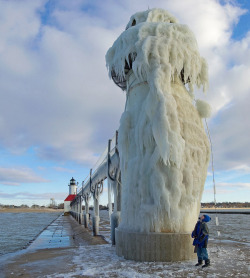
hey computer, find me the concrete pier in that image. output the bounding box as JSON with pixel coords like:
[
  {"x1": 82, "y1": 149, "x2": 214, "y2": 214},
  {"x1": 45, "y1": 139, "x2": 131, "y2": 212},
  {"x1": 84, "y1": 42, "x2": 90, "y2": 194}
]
[
  {"x1": 28, "y1": 214, "x2": 107, "y2": 251},
  {"x1": 0, "y1": 213, "x2": 108, "y2": 277}
]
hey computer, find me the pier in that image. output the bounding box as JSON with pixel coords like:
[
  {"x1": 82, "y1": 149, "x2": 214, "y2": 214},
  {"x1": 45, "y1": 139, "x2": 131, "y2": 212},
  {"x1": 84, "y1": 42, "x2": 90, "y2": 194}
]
[
  {"x1": 1, "y1": 211, "x2": 249, "y2": 277},
  {"x1": 66, "y1": 134, "x2": 121, "y2": 246},
  {"x1": 65, "y1": 133, "x2": 250, "y2": 261},
  {"x1": 1, "y1": 213, "x2": 108, "y2": 277}
]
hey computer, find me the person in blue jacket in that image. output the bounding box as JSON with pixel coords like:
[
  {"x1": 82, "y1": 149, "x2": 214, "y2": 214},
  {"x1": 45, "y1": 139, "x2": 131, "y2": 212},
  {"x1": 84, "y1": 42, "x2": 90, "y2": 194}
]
[{"x1": 191, "y1": 214, "x2": 211, "y2": 268}]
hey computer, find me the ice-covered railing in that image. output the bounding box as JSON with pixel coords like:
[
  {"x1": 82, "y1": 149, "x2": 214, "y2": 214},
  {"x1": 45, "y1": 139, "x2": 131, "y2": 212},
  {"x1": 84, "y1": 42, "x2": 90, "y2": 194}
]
[
  {"x1": 69, "y1": 132, "x2": 120, "y2": 239},
  {"x1": 74, "y1": 132, "x2": 119, "y2": 199}
]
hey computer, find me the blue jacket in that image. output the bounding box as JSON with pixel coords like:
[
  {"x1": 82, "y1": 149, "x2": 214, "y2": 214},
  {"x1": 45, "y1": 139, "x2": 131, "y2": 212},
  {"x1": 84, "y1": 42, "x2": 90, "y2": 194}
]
[{"x1": 191, "y1": 215, "x2": 211, "y2": 248}]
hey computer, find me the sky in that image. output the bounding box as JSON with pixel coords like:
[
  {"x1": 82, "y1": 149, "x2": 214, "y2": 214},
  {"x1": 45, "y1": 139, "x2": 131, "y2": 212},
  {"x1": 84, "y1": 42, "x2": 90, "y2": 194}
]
[{"x1": 0, "y1": 0, "x2": 249, "y2": 207}]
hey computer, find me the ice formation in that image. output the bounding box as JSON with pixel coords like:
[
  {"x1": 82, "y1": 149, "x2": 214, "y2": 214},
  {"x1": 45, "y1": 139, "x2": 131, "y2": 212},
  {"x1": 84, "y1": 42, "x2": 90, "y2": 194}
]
[{"x1": 106, "y1": 9, "x2": 210, "y2": 233}]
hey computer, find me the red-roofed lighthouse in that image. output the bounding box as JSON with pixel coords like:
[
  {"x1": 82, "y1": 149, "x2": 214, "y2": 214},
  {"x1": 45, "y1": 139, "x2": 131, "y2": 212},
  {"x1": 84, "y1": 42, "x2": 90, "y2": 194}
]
[{"x1": 64, "y1": 177, "x2": 77, "y2": 214}]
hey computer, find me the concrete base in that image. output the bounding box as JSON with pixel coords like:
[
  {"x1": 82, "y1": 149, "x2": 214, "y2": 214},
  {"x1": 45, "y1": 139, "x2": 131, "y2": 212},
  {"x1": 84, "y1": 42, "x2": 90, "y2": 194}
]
[{"x1": 115, "y1": 229, "x2": 196, "y2": 262}]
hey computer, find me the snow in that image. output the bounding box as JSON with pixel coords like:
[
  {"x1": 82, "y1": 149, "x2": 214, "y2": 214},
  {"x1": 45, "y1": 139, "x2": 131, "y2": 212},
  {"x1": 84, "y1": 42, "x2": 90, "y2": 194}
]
[
  {"x1": 106, "y1": 9, "x2": 211, "y2": 233},
  {"x1": 46, "y1": 241, "x2": 250, "y2": 278}
]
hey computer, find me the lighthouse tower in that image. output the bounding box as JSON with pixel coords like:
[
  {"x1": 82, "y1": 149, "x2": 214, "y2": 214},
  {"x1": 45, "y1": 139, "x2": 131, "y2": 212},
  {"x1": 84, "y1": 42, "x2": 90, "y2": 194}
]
[
  {"x1": 68, "y1": 177, "x2": 77, "y2": 195},
  {"x1": 64, "y1": 177, "x2": 77, "y2": 214}
]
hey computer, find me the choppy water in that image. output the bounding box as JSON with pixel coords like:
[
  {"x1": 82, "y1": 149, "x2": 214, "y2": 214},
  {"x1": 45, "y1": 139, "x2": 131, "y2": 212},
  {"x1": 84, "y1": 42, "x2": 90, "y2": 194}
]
[
  {"x1": 0, "y1": 211, "x2": 249, "y2": 257},
  {"x1": 208, "y1": 213, "x2": 250, "y2": 244},
  {"x1": 0, "y1": 212, "x2": 61, "y2": 256},
  {"x1": 98, "y1": 210, "x2": 250, "y2": 246}
]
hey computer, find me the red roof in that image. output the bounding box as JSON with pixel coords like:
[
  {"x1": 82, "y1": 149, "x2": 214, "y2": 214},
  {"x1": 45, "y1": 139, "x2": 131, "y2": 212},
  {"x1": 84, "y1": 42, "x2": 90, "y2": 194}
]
[{"x1": 64, "y1": 194, "x2": 76, "y2": 201}]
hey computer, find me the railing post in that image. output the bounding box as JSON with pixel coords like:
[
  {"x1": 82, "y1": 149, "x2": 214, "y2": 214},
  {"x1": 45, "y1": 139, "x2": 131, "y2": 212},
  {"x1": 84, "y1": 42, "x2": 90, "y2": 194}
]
[
  {"x1": 83, "y1": 193, "x2": 89, "y2": 228},
  {"x1": 92, "y1": 186, "x2": 100, "y2": 236},
  {"x1": 77, "y1": 198, "x2": 79, "y2": 222},
  {"x1": 117, "y1": 173, "x2": 122, "y2": 212},
  {"x1": 111, "y1": 174, "x2": 121, "y2": 245},
  {"x1": 110, "y1": 133, "x2": 121, "y2": 245},
  {"x1": 92, "y1": 181, "x2": 103, "y2": 236},
  {"x1": 79, "y1": 196, "x2": 82, "y2": 224}
]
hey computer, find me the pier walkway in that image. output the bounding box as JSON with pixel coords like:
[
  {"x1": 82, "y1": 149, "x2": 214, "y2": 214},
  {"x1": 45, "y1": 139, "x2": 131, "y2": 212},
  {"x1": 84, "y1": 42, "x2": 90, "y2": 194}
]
[
  {"x1": 27, "y1": 214, "x2": 107, "y2": 251},
  {"x1": 1, "y1": 214, "x2": 108, "y2": 278}
]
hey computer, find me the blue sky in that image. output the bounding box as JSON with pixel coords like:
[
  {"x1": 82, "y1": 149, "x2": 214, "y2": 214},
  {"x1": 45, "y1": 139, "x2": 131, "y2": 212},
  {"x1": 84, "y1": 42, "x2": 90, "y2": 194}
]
[{"x1": 0, "y1": 0, "x2": 249, "y2": 206}]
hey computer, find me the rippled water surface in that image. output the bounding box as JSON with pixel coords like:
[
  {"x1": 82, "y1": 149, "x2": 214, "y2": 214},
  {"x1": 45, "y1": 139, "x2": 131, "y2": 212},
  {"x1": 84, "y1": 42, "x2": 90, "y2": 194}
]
[
  {"x1": 0, "y1": 211, "x2": 249, "y2": 257},
  {"x1": 208, "y1": 213, "x2": 250, "y2": 244},
  {"x1": 98, "y1": 211, "x2": 250, "y2": 245},
  {"x1": 0, "y1": 212, "x2": 61, "y2": 256}
]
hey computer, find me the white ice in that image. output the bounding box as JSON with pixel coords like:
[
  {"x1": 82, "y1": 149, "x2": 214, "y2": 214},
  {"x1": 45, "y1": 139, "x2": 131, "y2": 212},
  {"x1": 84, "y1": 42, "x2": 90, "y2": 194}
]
[{"x1": 106, "y1": 9, "x2": 211, "y2": 233}]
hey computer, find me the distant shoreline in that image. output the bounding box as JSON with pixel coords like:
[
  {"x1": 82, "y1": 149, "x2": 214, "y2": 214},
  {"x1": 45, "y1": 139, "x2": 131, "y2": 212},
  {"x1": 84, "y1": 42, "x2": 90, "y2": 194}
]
[
  {"x1": 201, "y1": 207, "x2": 250, "y2": 214},
  {"x1": 1, "y1": 207, "x2": 249, "y2": 213},
  {"x1": 0, "y1": 208, "x2": 64, "y2": 213},
  {"x1": 201, "y1": 207, "x2": 250, "y2": 210}
]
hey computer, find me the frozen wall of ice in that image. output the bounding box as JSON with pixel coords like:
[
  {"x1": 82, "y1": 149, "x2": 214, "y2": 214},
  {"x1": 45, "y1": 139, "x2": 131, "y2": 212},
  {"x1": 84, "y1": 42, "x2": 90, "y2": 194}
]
[{"x1": 106, "y1": 9, "x2": 210, "y2": 233}]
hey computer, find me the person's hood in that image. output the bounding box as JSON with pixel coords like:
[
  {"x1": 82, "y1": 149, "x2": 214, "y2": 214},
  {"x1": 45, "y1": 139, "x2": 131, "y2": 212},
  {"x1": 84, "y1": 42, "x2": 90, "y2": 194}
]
[{"x1": 202, "y1": 215, "x2": 211, "y2": 222}]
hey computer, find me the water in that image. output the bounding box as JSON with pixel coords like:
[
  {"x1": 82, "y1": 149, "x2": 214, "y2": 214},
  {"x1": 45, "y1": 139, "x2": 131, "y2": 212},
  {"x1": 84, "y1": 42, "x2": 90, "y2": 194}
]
[
  {"x1": 208, "y1": 213, "x2": 250, "y2": 244},
  {"x1": 98, "y1": 211, "x2": 250, "y2": 246},
  {"x1": 0, "y1": 211, "x2": 249, "y2": 258},
  {"x1": 0, "y1": 212, "x2": 61, "y2": 256}
]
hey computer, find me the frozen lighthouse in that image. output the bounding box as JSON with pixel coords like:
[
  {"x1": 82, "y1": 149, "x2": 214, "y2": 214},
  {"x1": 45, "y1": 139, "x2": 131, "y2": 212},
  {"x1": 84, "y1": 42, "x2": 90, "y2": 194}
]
[
  {"x1": 64, "y1": 177, "x2": 77, "y2": 214},
  {"x1": 106, "y1": 8, "x2": 211, "y2": 261}
]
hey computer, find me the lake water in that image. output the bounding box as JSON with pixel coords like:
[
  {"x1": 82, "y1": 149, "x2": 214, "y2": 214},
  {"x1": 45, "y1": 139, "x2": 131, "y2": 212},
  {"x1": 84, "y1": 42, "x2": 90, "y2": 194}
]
[
  {"x1": 94, "y1": 210, "x2": 250, "y2": 247},
  {"x1": 96, "y1": 210, "x2": 250, "y2": 247},
  {"x1": 0, "y1": 212, "x2": 61, "y2": 256},
  {"x1": 208, "y1": 213, "x2": 250, "y2": 244},
  {"x1": 0, "y1": 211, "x2": 249, "y2": 257}
]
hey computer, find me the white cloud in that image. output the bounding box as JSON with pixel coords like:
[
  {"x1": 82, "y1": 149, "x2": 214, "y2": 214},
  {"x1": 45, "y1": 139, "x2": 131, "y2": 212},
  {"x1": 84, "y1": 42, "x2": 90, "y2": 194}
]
[
  {"x1": 231, "y1": 164, "x2": 250, "y2": 172},
  {"x1": 0, "y1": 191, "x2": 66, "y2": 201},
  {"x1": 217, "y1": 182, "x2": 250, "y2": 189},
  {"x1": 53, "y1": 166, "x2": 75, "y2": 173},
  {"x1": 0, "y1": 0, "x2": 249, "y2": 175},
  {"x1": 0, "y1": 167, "x2": 49, "y2": 186}
]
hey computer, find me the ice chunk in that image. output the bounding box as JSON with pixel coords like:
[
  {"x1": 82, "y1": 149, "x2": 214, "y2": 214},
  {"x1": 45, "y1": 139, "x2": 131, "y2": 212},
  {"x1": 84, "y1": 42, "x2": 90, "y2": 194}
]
[{"x1": 196, "y1": 99, "x2": 212, "y2": 118}]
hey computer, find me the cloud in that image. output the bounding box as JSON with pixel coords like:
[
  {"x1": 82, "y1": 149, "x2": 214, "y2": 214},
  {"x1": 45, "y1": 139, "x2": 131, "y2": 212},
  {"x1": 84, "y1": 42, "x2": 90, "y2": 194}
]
[
  {"x1": 204, "y1": 182, "x2": 250, "y2": 195},
  {"x1": 209, "y1": 90, "x2": 250, "y2": 170},
  {"x1": 0, "y1": 190, "x2": 66, "y2": 201},
  {"x1": 217, "y1": 182, "x2": 250, "y2": 189},
  {"x1": 231, "y1": 165, "x2": 250, "y2": 173},
  {"x1": 0, "y1": 0, "x2": 125, "y2": 165},
  {"x1": 53, "y1": 166, "x2": 75, "y2": 173},
  {"x1": 0, "y1": 167, "x2": 49, "y2": 186},
  {"x1": 0, "y1": 0, "x2": 249, "y2": 176}
]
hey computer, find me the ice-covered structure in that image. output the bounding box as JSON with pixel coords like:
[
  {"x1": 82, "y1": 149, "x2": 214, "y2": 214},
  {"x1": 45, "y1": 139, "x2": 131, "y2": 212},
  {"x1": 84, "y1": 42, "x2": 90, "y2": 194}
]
[{"x1": 106, "y1": 8, "x2": 211, "y2": 261}]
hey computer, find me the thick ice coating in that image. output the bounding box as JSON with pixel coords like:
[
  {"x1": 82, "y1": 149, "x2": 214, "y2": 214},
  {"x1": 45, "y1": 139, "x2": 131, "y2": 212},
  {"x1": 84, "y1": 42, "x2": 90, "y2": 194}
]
[{"x1": 106, "y1": 9, "x2": 210, "y2": 233}]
